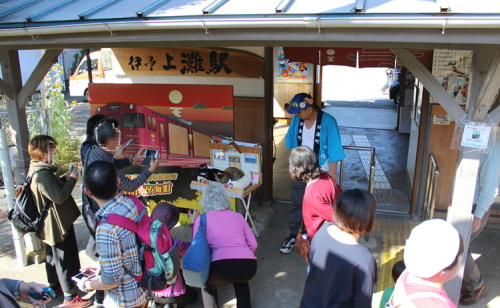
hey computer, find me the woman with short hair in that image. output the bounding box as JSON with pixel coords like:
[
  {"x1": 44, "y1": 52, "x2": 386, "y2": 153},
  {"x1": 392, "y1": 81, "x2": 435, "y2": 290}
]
[
  {"x1": 289, "y1": 146, "x2": 341, "y2": 241},
  {"x1": 300, "y1": 189, "x2": 377, "y2": 308},
  {"x1": 28, "y1": 135, "x2": 91, "y2": 307},
  {"x1": 193, "y1": 182, "x2": 258, "y2": 308}
]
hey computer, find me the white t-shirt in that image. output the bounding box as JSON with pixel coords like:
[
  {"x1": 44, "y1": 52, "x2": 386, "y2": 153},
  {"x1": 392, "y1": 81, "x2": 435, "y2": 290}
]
[{"x1": 301, "y1": 121, "x2": 316, "y2": 151}]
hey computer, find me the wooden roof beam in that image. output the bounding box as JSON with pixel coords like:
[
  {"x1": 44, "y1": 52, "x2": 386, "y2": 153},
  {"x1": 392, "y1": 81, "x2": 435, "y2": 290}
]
[
  {"x1": 0, "y1": 78, "x2": 13, "y2": 100},
  {"x1": 18, "y1": 49, "x2": 63, "y2": 108},
  {"x1": 472, "y1": 51, "x2": 500, "y2": 121}
]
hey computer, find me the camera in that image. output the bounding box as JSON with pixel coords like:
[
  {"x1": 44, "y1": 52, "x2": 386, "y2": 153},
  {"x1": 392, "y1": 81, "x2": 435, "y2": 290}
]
[
  {"x1": 29, "y1": 287, "x2": 56, "y2": 300},
  {"x1": 145, "y1": 149, "x2": 159, "y2": 159}
]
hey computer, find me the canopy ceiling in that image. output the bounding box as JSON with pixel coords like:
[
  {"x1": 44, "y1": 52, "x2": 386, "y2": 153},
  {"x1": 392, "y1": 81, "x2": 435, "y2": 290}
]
[{"x1": 0, "y1": 0, "x2": 500, "y2": 50}]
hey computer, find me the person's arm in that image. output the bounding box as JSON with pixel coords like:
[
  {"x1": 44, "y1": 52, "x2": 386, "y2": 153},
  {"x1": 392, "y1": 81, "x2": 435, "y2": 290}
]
[
  {"x1": 472, "y1": 140, "x2": 500, "y2": 232},
  {"x1": 242, "y1": 215, "x2": 258, "y2": 251},
  {"x1": 117, "y1": 157, "x2": 159, "y2": 192},
  {"x1": 322, "y1": 115, "x2": 345, "y2": 177},
  {"x1": 92, "y1": 226, "x2": 123, "y2": 290},
  {"x1": 2, "y1": 279, "x2": 52, "y2": 306},
  {"x1": 37, "y1": 171, "x2": 77, "y2": 205},
  {"x1": 328, "y1": 161, "x2": 338, "y2": 181}
]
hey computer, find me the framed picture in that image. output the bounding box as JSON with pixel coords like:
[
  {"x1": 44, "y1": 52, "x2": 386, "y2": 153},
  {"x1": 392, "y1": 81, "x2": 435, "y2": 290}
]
[{"x1": 213, "y1": 150, "x2": 225, "y2": 161}]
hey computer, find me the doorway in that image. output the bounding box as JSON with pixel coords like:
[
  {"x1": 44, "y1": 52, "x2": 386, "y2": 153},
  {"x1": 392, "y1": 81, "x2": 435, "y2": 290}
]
[{"x1": 272, "y1": 65, "x2": 412, "y2": 214}]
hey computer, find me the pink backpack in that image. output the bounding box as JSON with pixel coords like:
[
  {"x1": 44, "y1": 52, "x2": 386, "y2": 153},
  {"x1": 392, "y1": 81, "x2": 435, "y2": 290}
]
[{"x1": 98, "y1": 196, "x2": 180, "y2": 299}]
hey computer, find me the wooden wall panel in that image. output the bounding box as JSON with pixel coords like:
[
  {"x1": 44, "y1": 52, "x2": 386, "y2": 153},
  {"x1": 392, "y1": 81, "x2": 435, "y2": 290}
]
[
  {"x1": 233, "y1": 97, "x2": 265, "y2": 144},
  {"x1": 428, "y1": 104, "x2": 459, "y2": 210},
  {"x1": 273, "y1": 83, "x2": 314, "y2": 118}
]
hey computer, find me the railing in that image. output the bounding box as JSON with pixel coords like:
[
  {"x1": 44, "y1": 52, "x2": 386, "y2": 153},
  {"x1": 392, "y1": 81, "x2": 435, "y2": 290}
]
[
  {"x1": 339, "y1": 145, "x2": 376, "y2": 194},
  {"x1": 422, "y1": 154, "x2": 439, "y2": 220},
  {"x1": 339, "y1": 145, "x2": 376, "y2": 242}
]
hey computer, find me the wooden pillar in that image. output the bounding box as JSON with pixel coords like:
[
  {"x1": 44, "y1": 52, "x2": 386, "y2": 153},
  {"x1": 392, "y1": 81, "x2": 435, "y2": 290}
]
[
  {"x1": 262, "y1": 47, "x2": 274, "y2": 204},
  {"x1": 444, "y1": 50, "x2": 500, "y2": 304},
  {"x1": 0, "y1": 50, "x2": 31, "y2": 186},
  {"x1": 314, "y1": 64, "x2": 323, "y2": 107}
]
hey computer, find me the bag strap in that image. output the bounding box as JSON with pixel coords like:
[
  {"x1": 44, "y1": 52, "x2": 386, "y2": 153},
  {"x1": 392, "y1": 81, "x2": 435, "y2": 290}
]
[
  {"x1": 200, "y1": 213, "x2": 207, "y2": 232},
  {"x1": 31, "y1": 168, "x2": 52, "y2": 212}
]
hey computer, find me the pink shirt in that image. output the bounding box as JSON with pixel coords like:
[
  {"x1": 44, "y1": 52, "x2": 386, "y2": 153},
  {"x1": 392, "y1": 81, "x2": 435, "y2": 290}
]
[
  {"x1": 303, "y1": 173, "x2": 341, "y2": 239},
  {"x1": 390, "y1": 271, "x2": 456, "y2": 308},
  {"x1": 193, "y1": 210, "x2": 257, "y2": 262}
]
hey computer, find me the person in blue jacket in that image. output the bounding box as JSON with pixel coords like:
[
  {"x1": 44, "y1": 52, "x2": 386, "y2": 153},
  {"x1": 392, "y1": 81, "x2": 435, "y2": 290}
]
[
  {"x1": 460, "y1": 130, "x2": 500, "y2": 305},
  {"x1": 280, "y1": 93, "x2": 345, "y2": 254}
]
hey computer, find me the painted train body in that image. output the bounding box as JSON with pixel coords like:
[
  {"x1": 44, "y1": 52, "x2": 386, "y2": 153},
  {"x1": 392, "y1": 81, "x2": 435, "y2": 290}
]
[{"x1": 95, "y1": 102, "x2": 226, "y2": 168}]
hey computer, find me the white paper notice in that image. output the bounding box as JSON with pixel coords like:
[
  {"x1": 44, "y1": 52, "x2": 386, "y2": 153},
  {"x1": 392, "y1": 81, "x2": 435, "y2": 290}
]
[{"x1": 461, "y1": 124, "x2": 492, "y2": 149}]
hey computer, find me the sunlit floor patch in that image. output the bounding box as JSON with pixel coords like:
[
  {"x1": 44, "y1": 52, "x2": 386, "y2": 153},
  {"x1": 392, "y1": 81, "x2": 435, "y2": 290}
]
[{"x1": 375, "y1": 219, "x2": 418, "y2": 292}]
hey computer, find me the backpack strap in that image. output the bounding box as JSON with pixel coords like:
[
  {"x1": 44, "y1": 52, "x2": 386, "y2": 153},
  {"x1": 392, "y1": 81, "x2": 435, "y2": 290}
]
[
  {"x1": 30, "y1": 168, "x2": 53, "y2": 214},
  {"x1": 99, "y1": 195, "x2": 146, "y2": 233}
]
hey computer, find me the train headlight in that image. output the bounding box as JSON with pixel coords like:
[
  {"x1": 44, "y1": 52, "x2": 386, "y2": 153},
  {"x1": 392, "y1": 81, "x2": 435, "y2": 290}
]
[
  {"x1": 97, "y1": 107, "x2": 101, "y2": 112},
  {"x1": 129, "y1": 104, "x2": 134, "y2": 110}
]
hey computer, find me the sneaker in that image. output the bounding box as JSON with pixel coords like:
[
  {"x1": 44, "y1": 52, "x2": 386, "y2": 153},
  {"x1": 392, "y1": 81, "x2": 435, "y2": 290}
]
[
  {"x1": 280, "y1": 236, "x2": 296, "y2": 254},
  {"x1": 62, "y1": 294, "x2": 93, "y2": 307}
]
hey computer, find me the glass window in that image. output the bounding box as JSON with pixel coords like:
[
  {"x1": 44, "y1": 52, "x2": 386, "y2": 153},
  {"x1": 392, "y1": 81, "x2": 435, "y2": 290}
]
[
  {"x1": 123, "y1": 113, "x2": 145, "y2": 128},
  {"x1": 160, "y1": 123, "x2": 166, "y2": 142}
]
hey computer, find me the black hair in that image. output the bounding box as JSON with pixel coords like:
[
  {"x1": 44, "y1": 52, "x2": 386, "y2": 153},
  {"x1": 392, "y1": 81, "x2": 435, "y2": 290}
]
[
  {"x1": 83, "y1": 160, "x2": 117, "y2": 200},
  {"x1": 86, "y1": 114, "x2": 106, "y2": 137},
  {"x1": 334, "y1": 189, "x2": 376, "y2": 235},
  {"x1": 391, "y1": 260, "x2": 406, "y2": 282},
  {"x1": 94, "y1": 118, "x2": 120, "y2": 146}
]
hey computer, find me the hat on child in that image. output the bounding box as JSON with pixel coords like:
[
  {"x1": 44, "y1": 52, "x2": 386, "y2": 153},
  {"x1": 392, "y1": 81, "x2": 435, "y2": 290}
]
[
  {"x1": 285, "y1": 93, "x2": 313, "y2": 114},
  {"x1": 404, "y1": 219, "x2": 460, "y2": 278},
  {"x1": 151, "y1": 202, "x2": 180, "y2": 229}
]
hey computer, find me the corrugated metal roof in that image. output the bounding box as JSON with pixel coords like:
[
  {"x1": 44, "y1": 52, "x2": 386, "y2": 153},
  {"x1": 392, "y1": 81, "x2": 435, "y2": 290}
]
[
  {"x1": 1, "y1": 0, "x2": 500, "y2": 50},
  {"x1": 1, "y1": 0, "x2": 500, "y2": 23}
]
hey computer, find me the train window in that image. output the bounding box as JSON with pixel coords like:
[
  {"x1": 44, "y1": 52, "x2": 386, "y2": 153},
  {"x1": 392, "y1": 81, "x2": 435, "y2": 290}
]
[
  {"x1": 159, "y1": 123, "x2": 166, "y2": 142},
  {"x1": 147, "y1": 116, "x2": 157, "y2": 131},
  {"x1": 123, "y1": 113, "x2": 145, "y2": 128}
]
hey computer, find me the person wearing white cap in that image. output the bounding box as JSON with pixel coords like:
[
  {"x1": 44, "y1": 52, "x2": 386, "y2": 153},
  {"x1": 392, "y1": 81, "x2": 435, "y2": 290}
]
[
  {"x1": 388, "y1": 219, "x2": 464, "y2": 308},
  {"x1": 280, "y1": 93, "x2": 345, "y2": 254}
]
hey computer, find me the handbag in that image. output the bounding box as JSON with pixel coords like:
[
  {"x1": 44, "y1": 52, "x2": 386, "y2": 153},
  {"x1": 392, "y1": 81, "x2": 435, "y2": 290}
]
[
  {"x1": 182, "y1": 213, "x2": 211, "y2": 288},
  {"x1": 294, "y1": 233, "x2": 310, "y2": 262}
]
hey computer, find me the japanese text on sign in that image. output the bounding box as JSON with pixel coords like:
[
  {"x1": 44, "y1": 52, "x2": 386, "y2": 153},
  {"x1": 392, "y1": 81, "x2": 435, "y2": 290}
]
[{"x1": 127, "y1": 51, "x2": 232, "y2": 75}]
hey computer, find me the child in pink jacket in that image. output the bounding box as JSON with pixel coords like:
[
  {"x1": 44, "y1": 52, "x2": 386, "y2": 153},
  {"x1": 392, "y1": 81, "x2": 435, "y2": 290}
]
[{"x1": 151, "y1": 203, "x2": 198, "y2": 308}]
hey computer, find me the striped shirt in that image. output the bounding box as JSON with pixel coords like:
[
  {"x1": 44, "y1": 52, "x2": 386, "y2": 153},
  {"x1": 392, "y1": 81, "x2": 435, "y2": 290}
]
[
  {"x1": 84, "y1": 145, "x2": 152, "y2": 193},
  {"x1": 96, "y1": 194, "x2": 146, "y2": 308}
]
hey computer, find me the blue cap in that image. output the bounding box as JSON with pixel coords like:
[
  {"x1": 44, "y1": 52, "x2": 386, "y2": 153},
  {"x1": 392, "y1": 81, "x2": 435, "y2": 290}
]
[{"x1": 285, "y1": 93, "x2": 313, "y2": 114}]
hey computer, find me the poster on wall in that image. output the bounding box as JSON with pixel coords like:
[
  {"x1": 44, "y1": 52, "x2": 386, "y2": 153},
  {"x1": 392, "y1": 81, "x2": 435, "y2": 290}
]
[
  {"x1": 430, "y1": 50, "x2": 472, "y2": 105},
  {"x1": 89, "y1": 83, "x2": 234, "y2": 220},
  {"x1": 276, "y1": 47, "x2": 314, "y2": 83}
]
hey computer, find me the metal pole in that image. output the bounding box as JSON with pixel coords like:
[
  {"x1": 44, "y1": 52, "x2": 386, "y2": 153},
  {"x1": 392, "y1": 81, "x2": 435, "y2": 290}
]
[{"x1": 0, "y1": 128, "x2": 27, "y2": 267}]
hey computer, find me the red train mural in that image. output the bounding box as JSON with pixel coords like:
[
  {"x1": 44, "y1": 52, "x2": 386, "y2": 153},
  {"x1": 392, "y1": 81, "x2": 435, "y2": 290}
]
[{"x1": 95, "y1": 102, "x2": 228, "y2": 168}]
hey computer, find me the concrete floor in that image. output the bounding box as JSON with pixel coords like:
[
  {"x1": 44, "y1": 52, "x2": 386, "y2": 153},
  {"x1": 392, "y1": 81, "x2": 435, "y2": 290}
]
[{"x1": 0, "y1": 73, "x2": 499, "y2": 307}]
